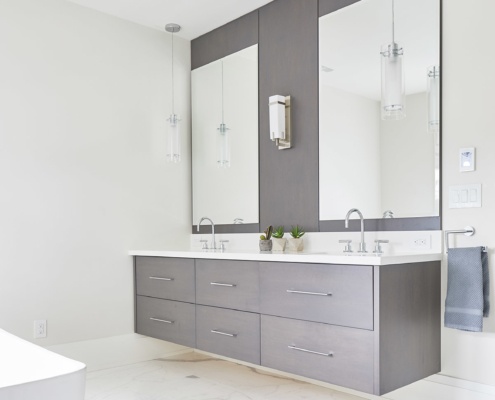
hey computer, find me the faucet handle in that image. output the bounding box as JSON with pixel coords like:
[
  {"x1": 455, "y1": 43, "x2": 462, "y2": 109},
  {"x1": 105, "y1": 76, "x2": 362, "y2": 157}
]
[
  {"x1": 219, "y1": 240, "x2": 229, "y2": 252},
  {"x1": 339, "y1": 240, "x2": 353, "y2": 253},
  {"x1": 200, "y1": 240, "x2": 209, "y2": 250},
  {"x1": 373, "y1": 239, "x2": 389, "y2": 254}
]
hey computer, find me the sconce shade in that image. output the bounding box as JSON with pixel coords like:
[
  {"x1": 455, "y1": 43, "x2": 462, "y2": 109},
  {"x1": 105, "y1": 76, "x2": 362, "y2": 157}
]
[
  {"x1": 427, "y1": 65, "x2": 440, "y2": 133},
  {"x1": 166, "y1": 114, "x2": 181, "y2": 163},
  {"x1": 381, "y1": 42, "x2": 405, "y2": 120},
  {"x1": 269, "y1": 95, "x2": 286, "y2": 142}
]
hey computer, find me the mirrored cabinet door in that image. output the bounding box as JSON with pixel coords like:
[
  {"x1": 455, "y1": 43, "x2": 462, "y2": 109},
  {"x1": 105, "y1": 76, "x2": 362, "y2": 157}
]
[
  {"x1": 319, "y1": 0, "x2": 440, "y2": 223},
  {"x1": 192, "y1": 44, "x2": 259, "y2": 226}
]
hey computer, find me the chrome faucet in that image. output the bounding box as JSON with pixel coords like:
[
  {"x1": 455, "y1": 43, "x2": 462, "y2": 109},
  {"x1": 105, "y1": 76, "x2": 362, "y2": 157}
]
[
  {"x1": 344, "y1": 208, "x2": 367, "y2": 253},
  {"x1": 197, "y1": 217, "x2": 216, "y2": 250}
]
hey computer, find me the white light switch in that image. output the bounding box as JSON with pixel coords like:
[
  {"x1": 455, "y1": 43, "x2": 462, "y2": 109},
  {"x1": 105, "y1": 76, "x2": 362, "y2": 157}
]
[{"x1": 449, "y1": 184, "x2": 482, "y2": 208}]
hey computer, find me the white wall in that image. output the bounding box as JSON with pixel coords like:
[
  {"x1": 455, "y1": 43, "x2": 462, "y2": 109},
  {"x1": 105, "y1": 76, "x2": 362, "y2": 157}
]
[
  {"x1": 441, "y1": 0, "x2": 495, "y2": 386},
  {"x1": 319, "y1": 85, "x2": 381, "y2": 220},
  {"x1": 0, "y1": 0, "x2": 191, "y2": 346}
]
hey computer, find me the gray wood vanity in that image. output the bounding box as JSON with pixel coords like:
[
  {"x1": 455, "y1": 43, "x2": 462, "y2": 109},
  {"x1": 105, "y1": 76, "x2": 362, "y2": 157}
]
[{"x1": 132, "y1": 252, "x2": 440, "y2": 395}]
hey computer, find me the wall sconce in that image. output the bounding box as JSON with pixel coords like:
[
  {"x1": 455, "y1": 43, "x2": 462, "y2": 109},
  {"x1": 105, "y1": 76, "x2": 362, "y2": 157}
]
[
  {"x1": 380, "y1": 0, "x2": 405, "y2": 120},
  {"x1": 269, "y1": 95, "x2": 291, "y2": 149},
  {"x1": 427, "y1": 65, "x2": 440, "y2": 134},
  {"x1": 165, "y1": 23, "x2": 181, "y2": 163}
]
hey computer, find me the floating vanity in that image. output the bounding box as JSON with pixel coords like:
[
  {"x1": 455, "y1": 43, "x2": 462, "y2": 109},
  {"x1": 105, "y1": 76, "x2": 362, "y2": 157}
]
[{"x1": 130, "y1": 250, "x2": 441, "y2": 395}]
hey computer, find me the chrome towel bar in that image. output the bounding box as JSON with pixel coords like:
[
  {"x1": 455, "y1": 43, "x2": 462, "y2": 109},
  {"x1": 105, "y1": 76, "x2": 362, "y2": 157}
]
[{"x1": 444, "y1": 226, "x2": 487, "y2": 253}]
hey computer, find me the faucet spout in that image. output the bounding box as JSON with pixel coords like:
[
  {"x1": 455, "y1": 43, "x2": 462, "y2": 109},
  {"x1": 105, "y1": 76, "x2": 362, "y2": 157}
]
[
  {"x1": 344, "y1": 208, "x2": 367, "y2": 253},
  {"x1": 197, "y1": 217, "x2": 216, "y2": 250}
]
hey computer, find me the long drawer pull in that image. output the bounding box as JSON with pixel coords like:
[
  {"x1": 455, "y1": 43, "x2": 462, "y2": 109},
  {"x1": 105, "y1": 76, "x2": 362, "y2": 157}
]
[
  {"x1": 210, "y1": 282, "x2": 237, "y2": 287},
  {"x1": 211, "y1": 329, "x2": 238, "y2": 337},
  {"x1": 149, "y1": 276, "x2": 174, "y2": 281},
  {"x1": 288, "y1": 345, "x2": 334, "y2": 357},
  {"x1": 286, "y1": 289, "x2": 332, "y2": 296},
  {"x1": 150, "y1": 317, "x2": 174, "y2": 324}
]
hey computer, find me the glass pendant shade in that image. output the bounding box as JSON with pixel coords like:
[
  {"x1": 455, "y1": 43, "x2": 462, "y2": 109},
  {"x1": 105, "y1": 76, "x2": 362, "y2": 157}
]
[
  {"x1": 427, "y1": 65, "x2": 440, "y2": 133},
  {"x1": 381, "y1": 42, "x2": 405, "y2": 120},
  {"x1": 217, "y1": 123, "x2": 230, "y2": 168},
  {"x1": 166, "y1": 114, "x2": 181, "y2": 163}
]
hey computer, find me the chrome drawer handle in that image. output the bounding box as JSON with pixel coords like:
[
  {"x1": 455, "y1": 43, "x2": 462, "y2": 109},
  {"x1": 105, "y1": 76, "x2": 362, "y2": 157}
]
[
  {"x1": 211, "y1": 329, "x2": 237, "y2": 337},
  {"x1": 286, "y1": 289, "x2": 332, "y2": 296},
  {"x1": 210, "y1": 282, "x2": 237, "y2": 287},
  {"x1": 288, "y1": 345, "x2": 334, "y2": 357},
  {"x1": 149, "y1": 276, "x2": 174, "y2": 281},
  {"x1": 150, "y1": 317, "x2": 174, "y2": 324}
]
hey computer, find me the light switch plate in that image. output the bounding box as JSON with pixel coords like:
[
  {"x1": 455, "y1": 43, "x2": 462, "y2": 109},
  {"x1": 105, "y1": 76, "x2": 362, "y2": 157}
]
[
  {"x1": 459, "y1": 147, "x2": 475, "y2": 172},
  {"x1": 449, "y1": 184, "x2": 482, "y2": 208}
]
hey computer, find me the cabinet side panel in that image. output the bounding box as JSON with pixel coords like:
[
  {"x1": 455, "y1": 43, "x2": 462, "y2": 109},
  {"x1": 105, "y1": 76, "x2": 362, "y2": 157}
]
[{"x1": 378, "y1": 261, "x2": 441, "y2": 394}]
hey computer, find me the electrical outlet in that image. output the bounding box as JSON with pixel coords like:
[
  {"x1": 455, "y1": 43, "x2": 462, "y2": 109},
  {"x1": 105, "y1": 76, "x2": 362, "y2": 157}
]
[
  {"x1": 411, "y1": 236, "x2": 431, "y2": 250},
  {"x1": 34, "y1": 320, "x2": 47, "y2": 339}
]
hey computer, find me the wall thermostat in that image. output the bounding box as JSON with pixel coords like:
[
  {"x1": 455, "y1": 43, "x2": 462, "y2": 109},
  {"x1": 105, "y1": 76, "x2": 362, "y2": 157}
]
[{"x1": 459, "y1": 147, "x2": 475, "y2": 172}]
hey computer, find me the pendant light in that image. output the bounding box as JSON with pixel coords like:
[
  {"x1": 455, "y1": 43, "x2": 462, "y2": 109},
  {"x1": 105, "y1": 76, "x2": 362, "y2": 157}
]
[
  {"x1": 165, "y1": 23, "x2": 181, "y2": 163},
  {"x1": 427, "y1": 65, "x2": 440, "y2": 133},
  {"x1": 380, "y1": 0, "x2": 405, "y2": 120},
  {"x1": 217, "y1": 60, "x2": 230, "y2": 168}
]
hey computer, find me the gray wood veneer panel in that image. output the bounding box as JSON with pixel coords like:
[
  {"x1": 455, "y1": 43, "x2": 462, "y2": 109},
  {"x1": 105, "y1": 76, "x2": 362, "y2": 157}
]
[
  {"x1": 259, "y1": 0, "x2": 319, "y2": 232},
  {"x1": 196, "y1": 305, "x2": 260, "y2": 365},
  {"x1": 135, "y1": 257, "x2": 195, "y2": 303},
  {"x1": 259, "y1": 262, "x2": 373, "y2": 329},
  {"x1": 261, "y1": 315, "x2": 374, "y2": 393},
  {"x1": 376, "y1": 261, "x2": 441, "y2": 395},
  {"x1": 136, "y1": 296, "x2": 195, "y2": 347},
  {"x1": 191, "y1": 11, "x2": 258, "y2": 70},
  {"x1": 196, "y1": 259, "x2": 260, "y2": 312},
  {"x1": 318, "y1": 0, "x2": 361, "y2": 17}
]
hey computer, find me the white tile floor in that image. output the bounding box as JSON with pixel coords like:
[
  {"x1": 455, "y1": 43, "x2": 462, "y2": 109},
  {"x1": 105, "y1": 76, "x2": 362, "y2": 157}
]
[{"x1": 85, "y1": 352, "x2": 495, "y2": 400}]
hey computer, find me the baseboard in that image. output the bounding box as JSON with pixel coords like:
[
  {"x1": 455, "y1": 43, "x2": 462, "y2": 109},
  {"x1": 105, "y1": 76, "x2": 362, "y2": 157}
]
[
  {"x1": 426, "y1": 374, "x2": 495, "y2": 396},
  {"x1": 47, "y1": 334, "x2": 192, "y2": 372}
]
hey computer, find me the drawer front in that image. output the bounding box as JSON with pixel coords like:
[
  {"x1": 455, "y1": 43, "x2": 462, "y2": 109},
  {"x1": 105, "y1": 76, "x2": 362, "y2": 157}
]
[
  {"x1": 136, "y1": 257, "x2": 195, "y2": 302},
  {"x1": 136, "y1": 296, "x2": 195, "y2": 347},
  {"x1": 261, "y1": 315, "x2": 374, "y2": 393},
  {"x1": 260, "y1": 262, "x2": 373, "y2": 330},
  {"x1": 196, "y1": 259, "x2": 259, "y2": 312},
  {"x1": 196, "y1": 305, "x2": 260, "y2": 365}
]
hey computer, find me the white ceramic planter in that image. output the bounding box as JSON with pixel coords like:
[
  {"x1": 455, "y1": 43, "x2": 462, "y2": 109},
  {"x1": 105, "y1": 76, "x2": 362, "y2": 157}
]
[
  {"x1": 287, "y1": 237, "x2": 304, "y2": 252},
  {"x1": 272, "y1": 237, "x2": 287, "y2": 252}
]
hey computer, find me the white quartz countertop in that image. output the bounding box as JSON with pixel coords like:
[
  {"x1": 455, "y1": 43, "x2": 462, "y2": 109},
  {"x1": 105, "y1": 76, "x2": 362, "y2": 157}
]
[{"x1": 129, "y1": 249, "x2": 442, "y2": 266}]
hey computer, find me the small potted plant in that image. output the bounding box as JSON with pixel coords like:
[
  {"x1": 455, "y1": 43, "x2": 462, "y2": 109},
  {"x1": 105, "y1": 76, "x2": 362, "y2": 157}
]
[
  {"x1": 287, "y1": 225, "x2": 305, "y2": 252},
  {"x1": 271, "y1": 226, "x2": 286, "y2": 252},
  {"x1": 259, "y1": 225, "x2": 273, "y2": 252}
]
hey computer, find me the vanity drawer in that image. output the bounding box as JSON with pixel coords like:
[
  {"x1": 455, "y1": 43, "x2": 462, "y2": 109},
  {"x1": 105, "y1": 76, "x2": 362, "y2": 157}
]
[
  {"x1": 136, "y1": 296, "x2": 195, "y2": 347},
  {"x1": 196, "y1": 259, "x2": 259, "y2": 312},
  {"x1": 196, "y1": 305, "x2": 260, "y2": 365},
  {"x1": 261, "y1": 315, "x2": 374, "y2": 393},
  {"x1": 260, "y1": 262, "x2": 373, "y2": 330},
  {"x1": 135, "y1": 257, "x2": 195, "y2": 303}
]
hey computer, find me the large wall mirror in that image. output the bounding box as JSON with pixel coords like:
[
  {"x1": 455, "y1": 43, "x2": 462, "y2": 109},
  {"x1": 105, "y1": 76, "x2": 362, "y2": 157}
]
[
  {"x1": 192, "y1": 44, "x2": 259, "y2": 230},
  {"x1": 319, "y1": 0, "x2": 441, "y2": 229}
]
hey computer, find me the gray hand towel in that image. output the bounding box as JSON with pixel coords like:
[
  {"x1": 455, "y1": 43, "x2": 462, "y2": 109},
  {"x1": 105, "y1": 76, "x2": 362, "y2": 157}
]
[{"x1": 445, "y1": 246, "x2": 489, "y2": 332}]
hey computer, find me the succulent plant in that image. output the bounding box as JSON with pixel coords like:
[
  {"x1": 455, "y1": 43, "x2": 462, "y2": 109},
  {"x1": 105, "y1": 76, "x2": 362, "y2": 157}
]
[
  {"x1": 289, "y1": 225, "x2": 305, "y2": 239},
  {"x1": 260, "y1": 225, "x2": 273, "y2": 240},
  {"x1": 272, "y1": 226, "x2": 285, "y2": 239}
]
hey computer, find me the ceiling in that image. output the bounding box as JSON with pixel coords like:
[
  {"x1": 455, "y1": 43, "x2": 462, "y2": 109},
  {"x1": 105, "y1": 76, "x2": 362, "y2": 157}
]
[{"x1": 65, "y1": 0, "x2": 274, "y2": 40}]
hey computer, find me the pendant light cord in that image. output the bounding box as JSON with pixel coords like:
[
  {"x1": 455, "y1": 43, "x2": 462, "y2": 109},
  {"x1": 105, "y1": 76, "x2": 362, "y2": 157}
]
[
  {"x1": 391, "y1": 0, "x2": 395, "y2": 44},
  {"x1": 171, "y1": 31, "x2": 175, "y2": 115},
  {"x1": 221, "y1": 60, "x2": 224, "y2": 124}
]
